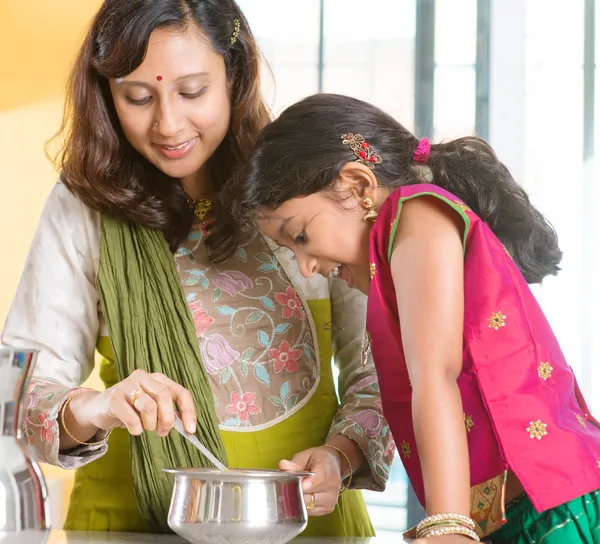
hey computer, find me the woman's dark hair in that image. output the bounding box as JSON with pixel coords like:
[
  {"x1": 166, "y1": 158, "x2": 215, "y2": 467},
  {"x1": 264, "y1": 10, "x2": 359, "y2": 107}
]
[
  {"x1": 50, "y1": 0, "x2": 270, "y2": 258},
  {"x1": 239, "y1": 93, "x2": 562, "y2": 284}
]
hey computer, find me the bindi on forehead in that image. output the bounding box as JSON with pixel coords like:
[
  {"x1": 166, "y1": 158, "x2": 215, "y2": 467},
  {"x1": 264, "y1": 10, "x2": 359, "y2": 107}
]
[{"x1": 156, "y1": 75, "x2": 163, "y2": 81}]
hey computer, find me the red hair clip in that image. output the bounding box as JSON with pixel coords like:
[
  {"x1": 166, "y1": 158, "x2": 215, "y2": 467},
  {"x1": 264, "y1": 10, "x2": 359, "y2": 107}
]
[{"x1": 341, "y1": 133, "x2": 383, "y2": 169}]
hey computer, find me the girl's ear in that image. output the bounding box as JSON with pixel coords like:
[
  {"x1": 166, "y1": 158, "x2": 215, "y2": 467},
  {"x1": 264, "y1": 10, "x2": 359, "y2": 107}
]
[{"x1": 337, "y1": 162, "x2": 380, "y2": 204}]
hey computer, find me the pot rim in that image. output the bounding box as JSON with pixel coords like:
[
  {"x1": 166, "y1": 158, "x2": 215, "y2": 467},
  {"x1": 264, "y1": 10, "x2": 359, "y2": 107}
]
[{"x1": 163, "y1": 467, "x2": 313, "y2": 481}]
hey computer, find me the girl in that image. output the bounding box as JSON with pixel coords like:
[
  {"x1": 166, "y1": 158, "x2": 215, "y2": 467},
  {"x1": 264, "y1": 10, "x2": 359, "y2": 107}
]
[{"x1": 236, "y1": 93, "x2": 600, "y2": 543}]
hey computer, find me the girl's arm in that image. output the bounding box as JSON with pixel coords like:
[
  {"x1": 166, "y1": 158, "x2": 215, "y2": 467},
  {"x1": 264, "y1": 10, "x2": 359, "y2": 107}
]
[{"x1": 390, "y1": 195, "x2": 470, "y2": 516}]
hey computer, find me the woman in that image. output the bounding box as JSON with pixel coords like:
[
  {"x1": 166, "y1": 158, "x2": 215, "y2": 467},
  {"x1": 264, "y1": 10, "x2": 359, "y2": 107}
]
[{"x1": 1, "y1": 0, "x2": 392, "y2": 536}]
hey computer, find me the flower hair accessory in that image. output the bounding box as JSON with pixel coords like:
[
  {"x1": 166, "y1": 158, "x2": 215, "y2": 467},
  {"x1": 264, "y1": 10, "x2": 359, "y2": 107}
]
[
  {"x1": 341, "y1": 133, "x2": 382, "y2": 169},
  {"x1": 231, "y1": 19, "x2": 241, "y2": 45},
  {"x1": 412, "y1": 137, "x2": 431, "y2": 163}
]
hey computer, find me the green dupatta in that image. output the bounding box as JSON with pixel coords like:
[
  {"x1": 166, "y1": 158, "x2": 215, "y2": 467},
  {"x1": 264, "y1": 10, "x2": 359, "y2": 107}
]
[{"x1": 97, "y1": 214, "x2": 227, "y2": 531}]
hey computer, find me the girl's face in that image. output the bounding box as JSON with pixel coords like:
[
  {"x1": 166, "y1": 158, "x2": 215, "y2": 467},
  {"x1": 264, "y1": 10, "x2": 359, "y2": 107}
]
[
  {"x1": 256, "y1": 168, "x2": 389, "y2": 295},
  {"x1": 109, "y1": 25, "x2": 231, "y2": 185}
]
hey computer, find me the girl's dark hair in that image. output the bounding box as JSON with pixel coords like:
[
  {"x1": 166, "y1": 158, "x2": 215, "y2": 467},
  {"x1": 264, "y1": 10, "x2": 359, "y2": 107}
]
[
  {"x1": 239, "y1": 93, "x2": 562, "y2": 284},
  {"x1": 50, "y1": 0, "x2": 270, "y2": 258}
]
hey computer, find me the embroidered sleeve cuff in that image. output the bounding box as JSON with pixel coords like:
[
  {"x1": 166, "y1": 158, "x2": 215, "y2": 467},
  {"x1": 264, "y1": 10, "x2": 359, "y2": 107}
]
[
  {"x1": 327, "y1": 406, "x2": 395, "y2": 492},
  {"x1": 24, "y1": 381, "x2": 109, "y2": 469}
]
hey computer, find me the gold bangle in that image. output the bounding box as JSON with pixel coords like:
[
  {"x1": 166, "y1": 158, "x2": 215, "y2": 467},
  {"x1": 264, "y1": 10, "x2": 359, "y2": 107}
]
[
  {"x1": 321, "y1": 444, "x2": 352, "y2": 493},
  {"x1": 418, "y1": 520, "x2": 471, "y2": 533},
  {"x1": 419, "y1": 525, "x2": 480, "y2": 540},
  {"x1": 416, "y1": 512, "x2": 476, "y2": 533},
  {"x1": 416, "y1": 513, "x2": 479, "y2": 541},
  {"x1": 60, "y1": 389, "x2": 112, "y2": 446}
]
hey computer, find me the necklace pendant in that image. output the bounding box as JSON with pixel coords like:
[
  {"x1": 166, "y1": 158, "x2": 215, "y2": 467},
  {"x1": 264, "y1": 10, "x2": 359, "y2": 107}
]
[{"x1": 187, "y1": 197, "x2": 212, "y2": 222}]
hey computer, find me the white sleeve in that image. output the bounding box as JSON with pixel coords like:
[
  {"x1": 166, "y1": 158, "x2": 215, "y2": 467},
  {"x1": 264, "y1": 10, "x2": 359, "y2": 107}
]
[{"x1": 1, "y1": 181, "x2": 102, "y2": 387}]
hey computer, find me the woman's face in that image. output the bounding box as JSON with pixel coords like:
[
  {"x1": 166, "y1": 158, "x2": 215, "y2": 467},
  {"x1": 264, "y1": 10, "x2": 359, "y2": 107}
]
[{"x1": 109, "y1": 25, "x2": 231, "y2": 184}]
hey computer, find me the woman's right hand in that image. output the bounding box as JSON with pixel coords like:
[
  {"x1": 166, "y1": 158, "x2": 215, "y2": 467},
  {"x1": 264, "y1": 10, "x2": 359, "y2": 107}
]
[{"x1": 61, "y1": 370, "x2": 197, "y2": 450}]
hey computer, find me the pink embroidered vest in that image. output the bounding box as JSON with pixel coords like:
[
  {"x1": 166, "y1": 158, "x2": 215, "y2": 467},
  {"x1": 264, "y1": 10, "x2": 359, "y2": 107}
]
[{"x1": 367, "y1": 183, "x2": 600, "y2": 537}]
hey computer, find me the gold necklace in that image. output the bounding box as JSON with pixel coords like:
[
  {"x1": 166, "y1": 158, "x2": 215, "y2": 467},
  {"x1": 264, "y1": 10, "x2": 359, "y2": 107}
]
[{"x1": 186, "y1": 197, "x2": 212, "y2": 222}]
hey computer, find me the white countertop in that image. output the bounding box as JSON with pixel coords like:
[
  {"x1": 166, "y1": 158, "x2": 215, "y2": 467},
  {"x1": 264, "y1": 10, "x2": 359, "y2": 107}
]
[{"x1": 0, "y1": 531, "x2": 412, "y2": 544}]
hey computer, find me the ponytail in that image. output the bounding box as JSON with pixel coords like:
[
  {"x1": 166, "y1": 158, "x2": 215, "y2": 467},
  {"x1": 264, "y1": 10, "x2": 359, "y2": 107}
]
[{"x1": 424, "y1": 137, "x2": 562, "y2": 283}]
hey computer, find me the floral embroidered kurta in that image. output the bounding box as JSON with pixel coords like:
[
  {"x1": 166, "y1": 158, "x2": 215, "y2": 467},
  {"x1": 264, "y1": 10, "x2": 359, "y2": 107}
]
[
  {"x1": 367, "y1": 183, "x2": 600, "y2": 537},
  {"x1": 2, "y1": 182, "x2": 393, "y2": 490}
]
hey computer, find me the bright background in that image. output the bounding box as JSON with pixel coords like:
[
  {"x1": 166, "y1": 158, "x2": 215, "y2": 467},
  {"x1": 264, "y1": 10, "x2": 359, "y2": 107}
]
[{"x1": 1, "y1": 0, "x2": 598, "y2": 535}]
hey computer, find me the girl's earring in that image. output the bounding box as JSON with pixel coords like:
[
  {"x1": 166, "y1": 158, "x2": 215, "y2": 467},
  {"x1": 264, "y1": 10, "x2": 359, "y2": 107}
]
[{"x1": 361, "y1": 197, "x2": 378, "y2": 223}]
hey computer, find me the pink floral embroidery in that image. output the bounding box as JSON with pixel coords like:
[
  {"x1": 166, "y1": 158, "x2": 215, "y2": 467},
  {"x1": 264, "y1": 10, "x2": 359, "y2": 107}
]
[
  {"x1": 225, "y1": 391, "x2": 261, "y2": 422},
  {"x1": 269, "y1": 340, "x2": 303, "y2": 373},
  {"x1": 189, "y1": 300, "x2": 215, "y2": 336},
  {"x1": 275, "y1": 286, "x2": 305, "y2": 319},
  {"x1": 174, "y1": 231, "x2": 390, "y2": 492},
  {"x1": 346, "y1": 375, "x2": 378, "y2": 397},
  {"x1": 22, "y1": 382, "x2": 112, "y2": 467},
  {"x1": 348, "y1": 409, "x2": 384, "y2": 438},
  {"x1": 27, "y1": 389, "x2": 42, "y2": 411},
  {"x1": 201, "y1": 334, "x2": 240, "y2": 375},
  {"x1": 213, "y1": 270, "x2": 253, "y2": 296},
  {"x1": 37, "y1": 410, "x2": 54, "y2": 444},
  {"x1": 384, "y1": 437, "x2": 396, "y2": 461}
]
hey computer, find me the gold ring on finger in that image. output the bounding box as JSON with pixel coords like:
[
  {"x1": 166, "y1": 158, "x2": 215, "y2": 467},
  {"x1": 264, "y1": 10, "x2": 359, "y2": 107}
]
[
  {"x1": 129, "y1": 389, "x2": 144, "y2": 406},
  {"x1": 307, "y1": 492, "x2": 316, "y2": 510}
]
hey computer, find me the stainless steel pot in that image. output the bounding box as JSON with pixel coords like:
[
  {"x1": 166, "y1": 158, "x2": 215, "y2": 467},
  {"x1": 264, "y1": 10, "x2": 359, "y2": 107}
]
[{"x1": 164, "y1": 468, "x2": 311, "y2": 544}]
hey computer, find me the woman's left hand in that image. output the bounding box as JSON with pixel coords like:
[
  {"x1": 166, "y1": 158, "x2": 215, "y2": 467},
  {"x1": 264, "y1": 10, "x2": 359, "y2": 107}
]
[{"x1": 279, "y1": 446, "x2": 343, "y2": 516}]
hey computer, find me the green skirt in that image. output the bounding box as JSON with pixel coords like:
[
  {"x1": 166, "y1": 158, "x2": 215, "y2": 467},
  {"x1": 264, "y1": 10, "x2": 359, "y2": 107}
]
[{"x1": 489, "y1": 490, "x2": 600, "y2": 543}]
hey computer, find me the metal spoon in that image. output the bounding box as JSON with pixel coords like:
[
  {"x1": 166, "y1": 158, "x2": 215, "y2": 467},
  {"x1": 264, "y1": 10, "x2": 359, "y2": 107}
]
[{"x1": 173, "y1": 413, "x2": 228, "y2": 472}]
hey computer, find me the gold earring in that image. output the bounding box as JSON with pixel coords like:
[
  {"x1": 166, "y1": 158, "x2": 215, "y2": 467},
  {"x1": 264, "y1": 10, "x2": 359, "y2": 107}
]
[{"x1": 361, "y1": 197, "x2": 378, "y2": 222}]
